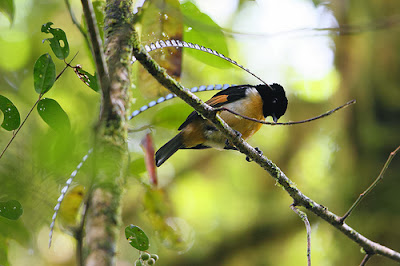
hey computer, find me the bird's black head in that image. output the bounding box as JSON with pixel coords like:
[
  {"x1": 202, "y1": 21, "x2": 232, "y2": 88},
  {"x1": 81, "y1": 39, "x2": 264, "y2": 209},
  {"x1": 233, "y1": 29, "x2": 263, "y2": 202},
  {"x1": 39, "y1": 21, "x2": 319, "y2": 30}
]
[{"x1": 256, "y1": 83, "x2": 288, "y2": 122}]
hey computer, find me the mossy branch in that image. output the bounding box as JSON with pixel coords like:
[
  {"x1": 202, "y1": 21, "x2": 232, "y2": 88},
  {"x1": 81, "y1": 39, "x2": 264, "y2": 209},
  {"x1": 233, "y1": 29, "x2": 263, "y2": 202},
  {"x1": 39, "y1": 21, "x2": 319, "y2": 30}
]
[
  {"x1": 131, "y1": 29, "x2": 400, "y2": 263},
  {"x1": 80, "y1": 0, "x2": 133, "y2": 265}
]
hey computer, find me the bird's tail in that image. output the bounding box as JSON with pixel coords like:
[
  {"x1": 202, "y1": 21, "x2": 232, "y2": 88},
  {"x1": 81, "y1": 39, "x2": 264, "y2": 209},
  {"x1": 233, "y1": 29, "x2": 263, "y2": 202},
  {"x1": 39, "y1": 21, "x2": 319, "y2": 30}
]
[{"x1": 155, "y1": 133, "x2": 183, "y2": 167}]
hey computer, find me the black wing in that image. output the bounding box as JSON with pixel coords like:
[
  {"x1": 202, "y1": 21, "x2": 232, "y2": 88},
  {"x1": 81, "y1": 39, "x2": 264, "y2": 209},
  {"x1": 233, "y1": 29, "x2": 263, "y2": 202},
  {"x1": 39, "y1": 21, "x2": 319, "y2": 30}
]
[{"x1": 178, "y1": 85, "x2": 250, "y2": 130}]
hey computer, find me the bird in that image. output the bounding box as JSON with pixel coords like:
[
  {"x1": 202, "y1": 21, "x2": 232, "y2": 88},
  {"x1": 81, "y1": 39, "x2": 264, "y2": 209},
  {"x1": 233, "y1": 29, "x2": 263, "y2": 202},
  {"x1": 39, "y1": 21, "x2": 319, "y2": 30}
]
[{"x1": 155, "y1": 83, "x2": 288, "y2": 167}]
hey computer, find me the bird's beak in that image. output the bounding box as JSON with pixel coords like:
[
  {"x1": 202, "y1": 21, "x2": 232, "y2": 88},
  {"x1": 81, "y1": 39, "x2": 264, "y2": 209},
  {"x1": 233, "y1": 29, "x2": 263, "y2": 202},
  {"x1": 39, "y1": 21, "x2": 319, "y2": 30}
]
[{"x1": 272, "y1": 114, "x2": 278, "y2": 123}]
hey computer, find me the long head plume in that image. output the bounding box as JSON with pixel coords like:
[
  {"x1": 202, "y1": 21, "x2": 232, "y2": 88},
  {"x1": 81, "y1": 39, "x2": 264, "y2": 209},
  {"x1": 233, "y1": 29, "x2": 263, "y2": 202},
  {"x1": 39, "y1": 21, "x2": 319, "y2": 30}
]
[
  {"x1": 128, "y1": 83, "x2": 232, "y2": 119},
  {"x1": 48, "y1": 149, "x2": 92, "y2": 247},
  {"x1": 132, "y1": 39, "x2": 272, "y2": 89}
]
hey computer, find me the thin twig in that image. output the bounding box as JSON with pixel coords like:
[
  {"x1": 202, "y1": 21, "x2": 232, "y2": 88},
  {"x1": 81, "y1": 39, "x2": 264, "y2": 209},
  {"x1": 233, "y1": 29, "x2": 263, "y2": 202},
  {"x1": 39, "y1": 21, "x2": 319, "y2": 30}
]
[
  {"x1": 0, "y1": 55, "x2": 78, "y2": 160},
  {"x1": 63, "y1": 51, "x2": 79, "y2": 68},
  {"x1": 291, "y1": 203, "x2": 311, "y2": 266},
  {"x1": 75, "y1": 193, "x2": 91, "y2": 266},
  {"x1": 0, "y1": 95, "x2": 41, "y2": 160},
  {"x1": 128, "y1": 124, "x2": 154, "y2": 133},
  {"x1": 223, "y1": 14, "x2": 400, "y2": 38},
  {"x1": 59, "y1": 52, "x2": 79, "y2": 79},
  {"x1": 215, "y1": 99, "x2": 356, "y2": 126},
  {"x1": 360, "y1": 253, "x2": 373, "y2": 266},
  {"x1": 64, "y1": 0, "x2": 91, "y2": 51},
  {"x1": 340, "y1": 145, "x2": 400, "y2": 223}
]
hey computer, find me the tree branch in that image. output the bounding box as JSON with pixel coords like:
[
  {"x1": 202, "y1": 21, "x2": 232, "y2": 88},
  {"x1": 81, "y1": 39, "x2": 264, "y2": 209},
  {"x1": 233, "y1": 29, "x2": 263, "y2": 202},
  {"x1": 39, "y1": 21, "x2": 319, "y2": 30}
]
[
  {"x1": 131, "y1": 30, "x2": 400, "y2": 263},
  {"x1": 223, "y1": 14, "x2": 400, "y2": 37},
  {"x1": 80, "y1": 0, "x2": 134, "y2": 265},
  {"x1": 291, "y1": 203, "x2": 311, "y2": 266}
]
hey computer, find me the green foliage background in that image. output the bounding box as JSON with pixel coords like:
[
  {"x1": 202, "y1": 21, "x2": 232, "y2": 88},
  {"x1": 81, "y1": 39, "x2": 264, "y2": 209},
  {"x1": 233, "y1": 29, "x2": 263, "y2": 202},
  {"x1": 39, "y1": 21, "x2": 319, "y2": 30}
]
[{"x1": 0, "y1": 0, "x2": 399, "y2": 265}]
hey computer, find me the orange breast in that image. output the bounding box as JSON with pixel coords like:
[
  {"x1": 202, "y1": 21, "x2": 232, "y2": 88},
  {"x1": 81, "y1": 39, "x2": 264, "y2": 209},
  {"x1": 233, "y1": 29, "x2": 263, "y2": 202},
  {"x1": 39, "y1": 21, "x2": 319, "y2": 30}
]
[{"x1": 219, "y1": 89, "x2": 265, "y2": 139}]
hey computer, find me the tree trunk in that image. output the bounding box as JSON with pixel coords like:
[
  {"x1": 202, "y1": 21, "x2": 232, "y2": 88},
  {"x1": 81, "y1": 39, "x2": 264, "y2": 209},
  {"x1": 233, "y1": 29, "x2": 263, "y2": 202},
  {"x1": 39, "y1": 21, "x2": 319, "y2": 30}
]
[{"x1": 82, "y1": 0, "x2": 134, "y2": 265}]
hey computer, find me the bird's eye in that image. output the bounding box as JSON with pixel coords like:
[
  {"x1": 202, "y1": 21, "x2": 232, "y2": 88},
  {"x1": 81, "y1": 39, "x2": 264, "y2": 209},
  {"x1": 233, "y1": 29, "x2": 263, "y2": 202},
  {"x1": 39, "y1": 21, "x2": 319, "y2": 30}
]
[{"x1": 272, "y1": 98, "x2": 277, "y2": 104}]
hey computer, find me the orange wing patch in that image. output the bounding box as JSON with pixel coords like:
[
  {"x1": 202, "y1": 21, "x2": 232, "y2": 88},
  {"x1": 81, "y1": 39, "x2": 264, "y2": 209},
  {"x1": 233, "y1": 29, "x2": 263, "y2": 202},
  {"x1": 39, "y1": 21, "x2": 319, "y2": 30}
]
[{"x1": 206, "y1": 95, "x2": 228, "y2": 107}]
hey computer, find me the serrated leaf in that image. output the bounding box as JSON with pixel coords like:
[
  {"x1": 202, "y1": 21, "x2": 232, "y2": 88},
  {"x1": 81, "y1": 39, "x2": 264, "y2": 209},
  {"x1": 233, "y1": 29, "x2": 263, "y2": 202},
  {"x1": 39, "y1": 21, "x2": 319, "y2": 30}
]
[
  {"x1": 125, "y1": 225, "x2": 149, "y2": 251},
  {"x1": 37, "y1": 98, "x2": 70, "y2": 132},
  {"x1": 139, "y1": 0, "x2": 183, "y2": 97},
  {"x1": 33, "y1": 54, "x2": 56, "y2": 94},
  {"x1": 0, "y1": 95, "x2": 20, "y2": 131},
  {"x1": 74, "y1": 67, "x2": 99, "y2": 92},
  {"x1": 0, "y1": 0, "x2": 14, "y2": 24},
  {"x1": 181, "y1": 1, "x2": 231, "y2": 68},
  {"x1": 0, "y1": 200, "x2": 23, "y2": 220},
  {"x1": 41, "y1": 22, "x2": 70, "y2": 60}
]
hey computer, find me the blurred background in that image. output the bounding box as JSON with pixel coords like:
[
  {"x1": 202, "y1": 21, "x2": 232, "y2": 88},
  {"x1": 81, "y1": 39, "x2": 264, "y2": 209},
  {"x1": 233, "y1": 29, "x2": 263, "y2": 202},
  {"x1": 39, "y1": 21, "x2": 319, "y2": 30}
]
[{"x1": 0, "y1": 0, "x2": 399, "y2": 265}]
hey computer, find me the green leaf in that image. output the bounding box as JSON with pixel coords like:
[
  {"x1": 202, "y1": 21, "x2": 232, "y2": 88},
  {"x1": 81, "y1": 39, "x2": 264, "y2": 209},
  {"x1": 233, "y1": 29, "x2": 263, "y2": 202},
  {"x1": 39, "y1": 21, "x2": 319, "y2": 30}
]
[
  {"x1": 139, "y1": 0, "x2": 183, "y2": 97},
  {"x1": 0, "y1": 95, "x2": 20, "y2": 131},
  {"x1": 152, "y1": 103, "x2": 191, "y2": 129},
  {"x1": 74, "y1": 67, "x2": 99, "y2": 92},
  {"x1": 0, "y1": 236, "x2": 9, "y2": 266},
  {"x1": 41, "y1": 22, "x2": 70, "y2": 60},
  {"x1": 0, "y1": 217, "x2": 31, "y2": 245},
  {"x1": 81, "y1": 1, "x2": 105, "y2": 42},
  {"x1": 93, "y1": 1, "x2": 105, "y2": 41},
  {"x1": 181, "y1": 1, "x2": 231, "y2": 68},
  {"x1": 37, "y1": 98, "x2": 70, "y2": 132},
  {"x1": 0, "y1": 200, "x2": 23, "y2": 220},
  {"x1": 33, "y1": 54, "x2": 56, "y2": 94},
  {"x1": 311, "y1": 0, "x2": 323, "y2": 6},
  {"x1": 130, "y1": 157, "x2": 146, "y2": 176},
  {"x1": 125, "y1": 225, "x2": 149, "y2": 251},
  {"x1": 0, "y1": 0, "x2": 14, "y2": 24}
]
